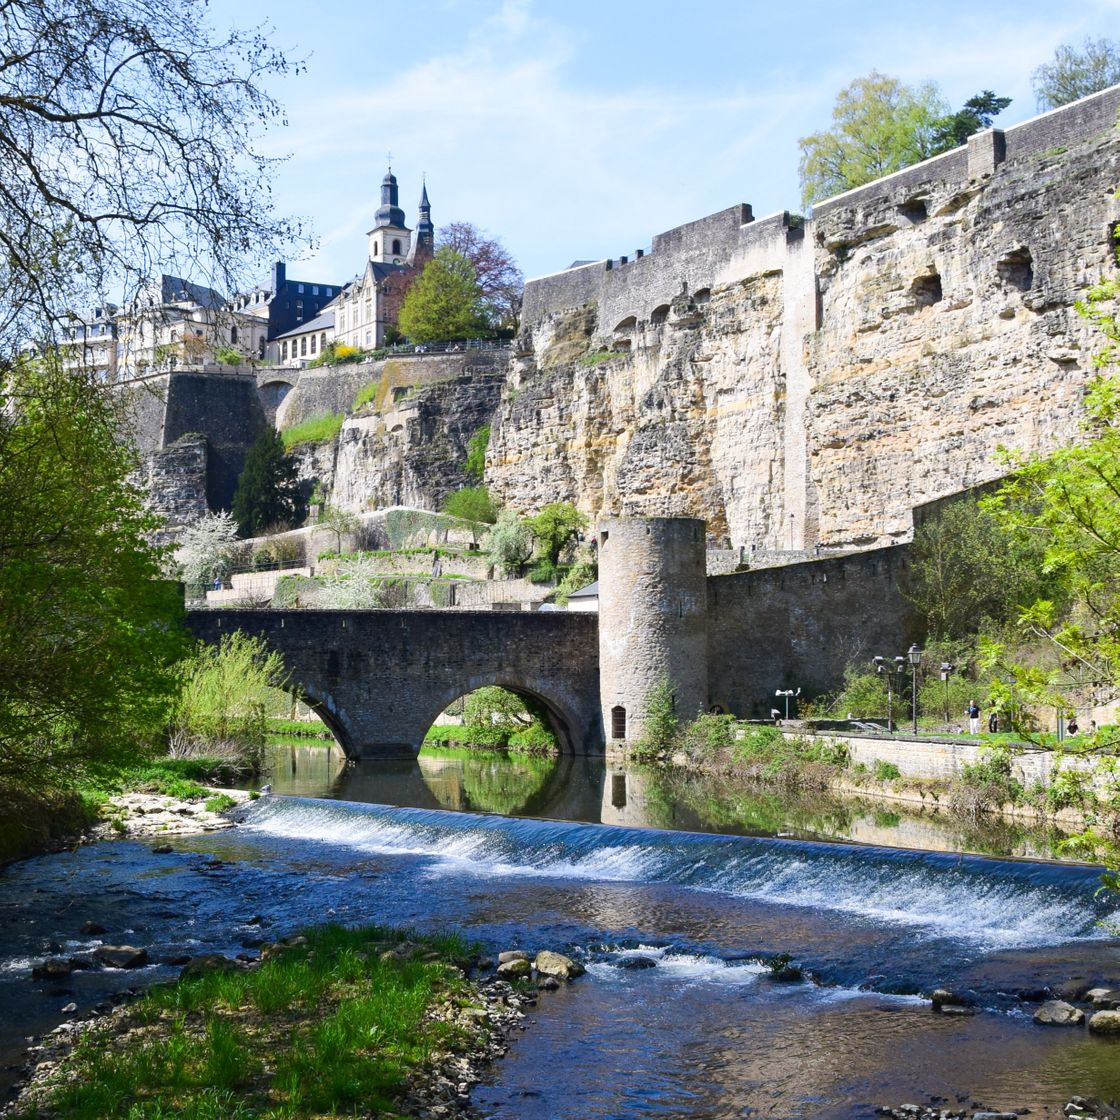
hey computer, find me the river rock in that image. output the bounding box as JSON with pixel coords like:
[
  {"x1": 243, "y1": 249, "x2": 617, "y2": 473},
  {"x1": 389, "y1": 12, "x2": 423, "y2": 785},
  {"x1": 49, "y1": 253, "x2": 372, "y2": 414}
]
[
  {"x1": 496, "y1": 958, "x2": 532, "y2": 979},
  {"x1": 92, "y1": 945, "x2": 148, "y2": 969},
  {"x1": 931, "y1": 988, "x2": 972, "y2": 1011},
  {"x1": 1086, "y1": 988, "x2": 1120, "y2": 1009},
  {"x1": 32, "y1": 958, "x2": 73, "y2": 979},
  {"x1": 178, "y1": 954, "x2": 240, "y2": 979},
  {"x1": 497, "y1": 950, "x2": 530, "y2": 964},
  {"x1": 151, "y1": 844, "x2": 173, "y2": 854},
  {"x1": 537, "y1": 976, "x2": 561, "y2": 991},
  {"x1": 614, "y1": 955, "x2": 658, "y2": 971},
  {"x1": 1088, "y1": 1010, "x2": 1120, "y2": 1034},
  {"x1": 533, "y1": 951, "x2": 585, "y2": 980},
  {"x1": 1033, "y1": 999, "x2": 1084, "y2": 1026},
  {"x1": 1051, "y1": 978, "x2": 1092, "y2": 1002},
  {"x1": 79, "y1": 921, "x2": 107, "y2": 935}
]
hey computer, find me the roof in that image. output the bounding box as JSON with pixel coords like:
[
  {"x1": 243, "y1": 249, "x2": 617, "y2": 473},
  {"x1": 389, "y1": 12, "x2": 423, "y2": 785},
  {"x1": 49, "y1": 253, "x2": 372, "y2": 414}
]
[
  {"x1": 567, "y1": 581, "x2": 599, "y2": 599},
  {"x1": 149, "y1": 274, "x2": 225, "y2": 309},
  {"x1": 274, "y1": 310, "x2": 334, "y2": 340}
]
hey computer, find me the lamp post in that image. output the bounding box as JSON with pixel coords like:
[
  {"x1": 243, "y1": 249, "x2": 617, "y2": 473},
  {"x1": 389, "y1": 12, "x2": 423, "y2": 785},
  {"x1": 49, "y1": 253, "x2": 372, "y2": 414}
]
[
  {"x1": 775, "y1": 688, "x2": 800, "y2": 721},
  {"x1": 939, "y1": 662, "x2": 954, "y2": 725},
  {"x1": 873, "y1": 656, "x2": 906, "y2": 731},
  {"x1": 908, "y1": 644, "x2": 922, "y2": 734}
]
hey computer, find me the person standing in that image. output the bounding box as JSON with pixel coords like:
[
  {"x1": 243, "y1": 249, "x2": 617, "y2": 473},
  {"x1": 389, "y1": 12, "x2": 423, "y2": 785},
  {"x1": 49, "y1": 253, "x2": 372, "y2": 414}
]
[{"x1": 968, "y1": 700, "x2": 981, "y2": 735}]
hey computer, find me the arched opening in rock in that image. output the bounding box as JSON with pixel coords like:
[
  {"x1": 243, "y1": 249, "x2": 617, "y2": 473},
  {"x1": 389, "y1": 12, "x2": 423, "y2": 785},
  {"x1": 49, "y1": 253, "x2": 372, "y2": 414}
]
[
  {"x1": 650, "y1": 304, "x2": 671, "y2": 325},
  {"x1": 898, "y1": 198, "x2": 928, "y2": 222},
  {"x1": 613, "y1": 315, "x2": 637, "y2": 333},
  {"x1": 259, "y1": 380, "x2": 293, "y2": 411},
  {"x1": 692, "y1": 287, "x2": 711, "y2": 305}
]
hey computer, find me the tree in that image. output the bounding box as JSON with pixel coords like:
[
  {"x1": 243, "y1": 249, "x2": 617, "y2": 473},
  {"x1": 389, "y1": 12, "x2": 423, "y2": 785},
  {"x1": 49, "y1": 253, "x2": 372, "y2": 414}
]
[
  {"x1": 438, "y1": 222, "x2": 524, "y2": 332},
  {"x1": 798, "y1": 72, "x2": 949, "y2": 207},
  {"x1": 0, "y1": 357, "x2": 187, "y2": 795},
  {"x1": 487, "y1": 511, "x2": 534, "y2": 577},
  {"x1": 465, "y1": 424, "x2": 490, "y2": 482},
  {"x1": 527, "y1": 502, "x2": 588, "y2": 568},
  {"x1": 318, "y1": 504, "x2": 360, "y2": 555},
  {"x1": 231, "y1": 429, "x2": 303, "y2": 537},
  {"x1": 442, "y1": 486, "x2": 498, "y2": 531},
  {"x1": 0, "y1": 0, "x2": 298, "y2": 359},
  {"x1": 1032, "y1": 37, "x2": 1120, "y2": 110},
  {"x1": 398, "y1": 247, "x2": 491, "y2": 344},
  {"x1": 177, "y1": 511, "x2": 241, "y2": 591},
  {"x1": 907, "y1": 495, "x2": 1056, "y2": 639},
  {"x1": 930, "y1": 91, "x2": 1012, "y2": 153}
]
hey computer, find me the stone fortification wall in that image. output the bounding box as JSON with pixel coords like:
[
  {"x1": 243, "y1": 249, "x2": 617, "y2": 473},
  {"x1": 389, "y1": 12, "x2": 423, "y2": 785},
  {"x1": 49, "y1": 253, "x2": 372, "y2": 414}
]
[
  {"x1": 706, "y1": 545, "x2": 916, "y2": 719},
  {"x1": 146, "y1": 434, "x2": 209, "y2": 545},
  {"x1": 493, "y1": 86, "x2": 1120, "y2": 554},
  {"x1": 598, "y1": 517, "x2": 709, "y2": 742}
]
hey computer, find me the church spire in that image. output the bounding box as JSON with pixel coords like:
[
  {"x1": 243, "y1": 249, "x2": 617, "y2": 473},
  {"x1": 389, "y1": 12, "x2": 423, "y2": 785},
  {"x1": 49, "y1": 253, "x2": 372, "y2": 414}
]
[
  {"x1": 414, "y1": 178, "x2": 434, "y2": 258},
  {"x1": 373, "y1": 166, "x2": 407, "y2": 231}
]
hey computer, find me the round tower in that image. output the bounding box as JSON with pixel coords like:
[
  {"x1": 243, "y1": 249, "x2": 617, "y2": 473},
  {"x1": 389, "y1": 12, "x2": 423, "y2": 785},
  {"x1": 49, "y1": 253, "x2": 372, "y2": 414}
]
[{"x1": 597, "y1": 517, "x2": 709, "y2": 745}]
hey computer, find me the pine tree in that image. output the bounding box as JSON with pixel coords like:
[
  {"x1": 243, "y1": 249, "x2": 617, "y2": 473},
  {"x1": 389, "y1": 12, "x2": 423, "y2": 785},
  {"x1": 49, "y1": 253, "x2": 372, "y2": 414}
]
[{"x1": 231, "y1": 429, "x2": 303, "y2": 537}]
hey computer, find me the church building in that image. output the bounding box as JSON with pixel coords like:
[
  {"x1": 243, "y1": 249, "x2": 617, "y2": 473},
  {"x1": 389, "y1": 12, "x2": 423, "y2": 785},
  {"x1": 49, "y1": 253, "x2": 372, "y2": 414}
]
[{"x1": 327, "y1": 169, "x2": 435, "y2": 350}]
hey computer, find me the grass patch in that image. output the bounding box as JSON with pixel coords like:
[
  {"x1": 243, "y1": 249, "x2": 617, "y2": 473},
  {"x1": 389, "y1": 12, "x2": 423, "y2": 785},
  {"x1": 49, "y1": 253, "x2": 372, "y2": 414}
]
[
  {"x1": 280, "y1": 412, "x2": 344, "y2": 450},
  {"x1": 577, "y1": 349, "x2": 616, "y2": 367},
  {"x1": 12, "y1": 925, "x2": 481, "y2": 1120},
  {"x1": 267, "y1": 718, "x2": 334, "y2": 740},
  {"x1": 204, "y1": 793, "x2": 237, "y2": 814}
]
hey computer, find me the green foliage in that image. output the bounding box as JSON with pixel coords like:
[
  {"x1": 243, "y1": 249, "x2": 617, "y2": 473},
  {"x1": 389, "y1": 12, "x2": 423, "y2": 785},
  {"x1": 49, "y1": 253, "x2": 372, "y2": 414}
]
[
  {"x1": 960, "y1": 745, "x2": 1023, "y2": 804},
  {"x1": 577, "y1": 349, "x2": 616, "y2": 367},
  {"x1": 352, "y1": 379, "x2": 379, "y2": 410},
  {"x1": 213, "y1": 345, "x2": 243, "y2": 367},
  {"x1": 178, "y1": 511, "x2": 241, "y2": 590},
  {"x1": 798, "y1": 71, "x2": 949, "y2": 207},
  {"x1": 231, "y1": 428, "x2": 303, "y2": 537},
  {"x1": 677, "y1": 713, "x2": 738, "y2": 759},
  {"x1": 831, "y1": 665, "x2": 889, "y2": 719},
  {"x1": 385, "y1": 508, "x2": 444, "y2": 550},
  {"x1": 424, "y1": 686, "x2": 559, "y2": 752},
  {"x1": 487, "y1": 510, "x2": 534, "y2": 576},
  {"x1": 317, "y1": 504, "x2": 360, "y2": 554},
  {"x1": 873, "y1": 759, "x2": 901, "y2": 781},
  {"x1": 0, "y1": 358, "x2": 187, "y2": 798},
  {"x1": 731, "y1": 726, "x2": 850, "y2": 776},
  {"x1": 464, "y1": 423, "x2": 490, "y2": 481},
  {"x1": 398, "y1": 246, "x2": 491, "y2": 344},
  {"x1": 1032, "y1": 36, "x2": 1120, "y2": 109},
  {"x1": 929, "y1": 91, "x2": 1011, "y2": 152},
  {"x1": 309, "y1": 341, "x2": 363, "y2": 369},
  {"x1": 527, "y1": 501, "x2": 588, "y2": 568},
  {"x1": 204, "y1": 792, "x2": 237, "y2": 813},
  {"x1": 634, "y1": 679, "x2": 679, "y2": 757},
  {"x1": 13, "y1": 924, "x2": 475, "y2": 1120},
  {"x1": 168, "y1": 632, "x2": 288, "y2": 770},
  {"x1": 907, "y1": 495, "x2": 1057, "y2": 640},
  {"x1": 441, "y1": 485, "x2": 498, "y2": 529},
  {"x1": 280, "y1": 411, "x2": 344, "y2": 451},
  {"x1": 553, "y1": 560, "x2": 598, "y2": 606}
]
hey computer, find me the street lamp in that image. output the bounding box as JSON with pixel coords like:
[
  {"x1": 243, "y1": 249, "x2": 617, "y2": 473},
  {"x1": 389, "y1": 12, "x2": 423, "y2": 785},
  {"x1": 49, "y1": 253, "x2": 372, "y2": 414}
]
[
  {"x1": 872, "y1": 656, "x2": 907, "y2": 731},
  {"x1": 908, "y1": 644, "x2": 922, "y2": 734},
  {"x1": 939, "y1": 662, "x2": 954, "y2": 725},
  {"x1": 775, "y1": 688, "x2": 800, "y2": 721}
]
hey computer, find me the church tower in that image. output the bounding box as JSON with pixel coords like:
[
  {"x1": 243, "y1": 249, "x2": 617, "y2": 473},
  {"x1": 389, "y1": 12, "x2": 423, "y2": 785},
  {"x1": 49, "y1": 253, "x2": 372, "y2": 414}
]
[
  {"x1": 410, "y1": 180, "x2": 435, "y2": 267},
  {"x1": 367, "y1": 167, "x2": 412, "y2": 265}
]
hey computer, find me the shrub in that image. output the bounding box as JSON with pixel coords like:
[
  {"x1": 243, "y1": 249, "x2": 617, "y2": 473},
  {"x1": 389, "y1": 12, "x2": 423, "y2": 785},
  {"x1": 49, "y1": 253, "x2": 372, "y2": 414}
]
[
  {"x1": 465, "y1": 424, "x2": 490, "y2": 481},
  {"x1": 178, "y1": 512, "x2": 241, "y2": 591},
  {"x1": 487, "y1": 511, "x2": 533, "y2": 576},
  {"x1": 677, "y1": 713, "x2": 738, "y2": 759},
  {"x1": 633, "y1": 679, "x2": 679, "y2": 757},
  {"x1": 873, "y1": 759, "x2": 901, "y2": 781}
]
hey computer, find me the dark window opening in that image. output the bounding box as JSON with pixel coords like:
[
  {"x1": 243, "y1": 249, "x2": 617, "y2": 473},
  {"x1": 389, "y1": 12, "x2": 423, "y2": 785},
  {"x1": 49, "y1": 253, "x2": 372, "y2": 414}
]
[
  {"x1": 611, "y1": 773, "x2": 627, "y2": 808},
  {"x1": 392, "y1": 239, "x2": 402, "y2": 254},
  {"x1": 614, "y1": 315, "x2": 637, "y2": 332},
  {"x1": 693, "y1": 287, "x2": 711, "y2": 304},
  {"x1": 911, "y1": 272, "x2": 943, "y2": 307},
  {"x1": 611, "y1": 705, "x2": 627, "y2": 740},
  {"x1": 650, "y1": 304, "x2": 670, "y2": 325},
  {"x1": 230, "y1": 325, "x2": 238, "y2": 343},
  {"x1": 898, "y1": 198, "x2": 928, "y2": 222},
  {"x1": 997, "y1": 247, "x2": 1033, "y2": 292}
]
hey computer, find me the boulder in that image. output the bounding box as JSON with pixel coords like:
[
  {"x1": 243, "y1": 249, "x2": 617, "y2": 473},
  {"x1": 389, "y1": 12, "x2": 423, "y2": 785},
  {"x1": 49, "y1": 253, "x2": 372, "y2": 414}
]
[
  {"x1": 1086, "y1": 988, "x2": 1120, "y2": 1009},
  {"x1": 92, "y1": 945, "x2": 148, "y2": 969},
  {"x1": 537, "y1": 976, "x2": 561, "y2": 992},
  {"x1": 497, "y1": 950, "x2": 529, "y2": 964},
  {"x1": 32, "y1": 958, "x2": 73, "y2": 979},
  {"x1": 614, "y1": 955, "x2": 658, "y2": 971},
  {"x1": 178, "y1": 954, "x2": 240, "y2": 979},
  {"x1": 1088, "y1": 1010, "x2": 1120, "y2": 1035},
  {"x1": 931, "y1": 988, "x2": 972, "y2": 1011},
  {"x1": 496, "y1": 958, "x2": 532, "y2": 979},
  {"x1": 533, "y1": 951, "x2": 585, "y2": 980},
  {"x1": 151, "y1": 844, "x2": 173, "y2": 854},
  {"x1": 1033, "y1": 1000, "x2": 1084, "y2": 1026}
]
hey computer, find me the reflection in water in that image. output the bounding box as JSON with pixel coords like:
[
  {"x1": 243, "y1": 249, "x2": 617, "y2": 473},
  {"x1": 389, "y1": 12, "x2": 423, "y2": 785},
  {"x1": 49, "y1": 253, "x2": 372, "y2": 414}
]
[{"x1": 256, "y1": 742, "x2": 1083, "y2": 861}]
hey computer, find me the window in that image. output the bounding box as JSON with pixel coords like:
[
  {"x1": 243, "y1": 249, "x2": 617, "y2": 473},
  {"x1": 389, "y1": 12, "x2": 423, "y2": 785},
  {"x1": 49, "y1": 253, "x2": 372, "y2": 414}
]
[
  {"x1": 300, "y1": 336, "x2": 307, "y2": 356},
  {"x1": 312, "y1": 286, "x2": 319, "y2": 295},
  {"x1": 230, "y1": 325, "x2": 238, "y2": 343},
  {"x1": 611, "y1": 706, "x2": 627, "y2": 740},
  {"x1": 324, "y1": 287, "x2": 332, "y2": 296},
  {"x1": 295, "y1": 300, "x2": 304, "y2": 320},
  {"x1": 373, "y1": 241, "x2": 379, "y2": 255},
  {"x1": 310, "y1": 334, "x2": 317, "y2": 354},
  {"x1": 320, "y1": 332, "x2": 327, "y2": 351},
  {"x1": 365, "y1": 329, "x2": 372, "y2": 345},
  {"x1": 281, "y1": 341, "x2": 288, "y2": 360},
  {"x1": 392, "y1": 239, "x2": 401, "y2": 254},
  {"x1": 297, "y1": 284, "x2": 304, "y2": 293}
]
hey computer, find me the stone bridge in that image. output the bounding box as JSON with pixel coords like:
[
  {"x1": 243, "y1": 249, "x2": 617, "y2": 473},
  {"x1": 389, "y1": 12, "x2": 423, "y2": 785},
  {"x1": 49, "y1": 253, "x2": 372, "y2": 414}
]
[{"x1": 185, "y1": 609, "x2": 602, "y2": 759}]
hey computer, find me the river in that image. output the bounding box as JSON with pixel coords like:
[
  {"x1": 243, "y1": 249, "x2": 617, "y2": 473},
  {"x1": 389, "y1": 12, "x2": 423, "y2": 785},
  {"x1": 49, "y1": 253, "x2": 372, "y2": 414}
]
[{"x1": 2, "y1": 743, "x2": 1119, "y2": 1118}]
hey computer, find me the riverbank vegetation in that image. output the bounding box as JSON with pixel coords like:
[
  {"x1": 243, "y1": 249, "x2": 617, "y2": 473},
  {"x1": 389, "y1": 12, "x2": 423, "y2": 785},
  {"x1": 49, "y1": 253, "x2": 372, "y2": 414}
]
[
  {"x1": 424, "y1": 687, "x2": 558, "y2": 753},
  {"x1": 8, "y1": 924, "x2": 490, "y2": 1120}
]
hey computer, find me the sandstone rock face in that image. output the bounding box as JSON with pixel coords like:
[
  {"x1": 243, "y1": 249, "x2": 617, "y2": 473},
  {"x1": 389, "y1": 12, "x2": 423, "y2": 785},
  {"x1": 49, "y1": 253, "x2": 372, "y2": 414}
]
[
  {"x1": 289, "y1": 367, "x2": 504, "y2": 516},
  {"x1": 491, "y1": 89, "x2": 1120, "y2": 552}
]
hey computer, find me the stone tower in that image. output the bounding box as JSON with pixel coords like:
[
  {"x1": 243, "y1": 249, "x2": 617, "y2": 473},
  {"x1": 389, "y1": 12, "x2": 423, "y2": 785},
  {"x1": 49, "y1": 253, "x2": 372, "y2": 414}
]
[
  {"x1": 367, "y1": 167, "x2": 412, "y2": 264},
  {"x1": 596, "y1": 517, "x2": 709, "y2": 744}
]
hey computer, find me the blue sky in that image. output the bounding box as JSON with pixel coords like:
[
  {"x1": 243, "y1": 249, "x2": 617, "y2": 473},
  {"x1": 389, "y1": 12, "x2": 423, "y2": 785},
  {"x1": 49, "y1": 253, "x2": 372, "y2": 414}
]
[{"x1": 222, "y1": 0, "x2": 1120, "y2": 285}]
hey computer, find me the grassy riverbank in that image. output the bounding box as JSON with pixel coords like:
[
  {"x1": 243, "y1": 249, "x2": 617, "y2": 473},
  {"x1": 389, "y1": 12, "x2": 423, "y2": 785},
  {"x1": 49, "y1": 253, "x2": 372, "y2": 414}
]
[{"x1": 9, "y1": 924, "x2": 502, "y2": 1120}]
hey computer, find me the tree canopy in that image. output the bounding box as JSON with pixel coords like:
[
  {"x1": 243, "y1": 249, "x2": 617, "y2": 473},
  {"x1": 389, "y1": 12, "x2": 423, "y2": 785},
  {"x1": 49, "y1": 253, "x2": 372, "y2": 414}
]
[
  {"x1": 438, "y1": 222, "x2": 524, "y2": 333},
  {"x1": 398, "y1": 247, "x2": 492, "y2": 344},
  {"x1": 0, "y1": 358, "x2": 187, "y2": 794},
  {"x1": 528, "y1": 502, "x2": 588, "y2": 569},
  {"x1": 798, "y1": 73, "x2": 1011, "y2": 207},
  {"x1": 1032, "y1": 36, "x2": 1120, "y2": 110},
  {"x1": 231, "y1": 429, "x2": 304, "y2": 537},
  {"x1": 0, "y1": 0, "x2": 298, "y2": 357}
]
